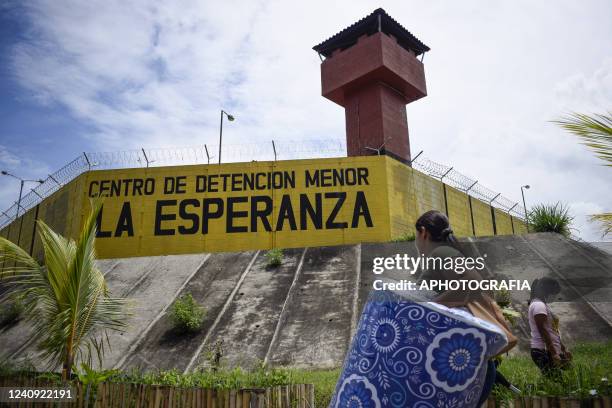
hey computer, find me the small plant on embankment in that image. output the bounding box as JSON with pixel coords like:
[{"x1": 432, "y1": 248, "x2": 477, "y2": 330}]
[
  {"x1": 170, "y1": 293, "x2": 206, "y2": 332},
  {"x1": 391, "y1": 231, "x2": 416, "y2": 242},
  {"x1": 495, "y1": 288, "x2": 511, "y2": 308},
  {"x1": 265, "y1": 248, "x2": 283, "y2": 267},
  {"x1": 528, "y1": 202, "x2": 574, "y2": 237},
  {"x1": 494, "y1": 288, "x2": 521, "y2": 326},
  {"x1": 203, "y1": 340, "x2": 224, "y2": 371}
]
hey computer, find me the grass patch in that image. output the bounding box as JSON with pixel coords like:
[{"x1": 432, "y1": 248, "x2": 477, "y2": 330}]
[
  {"x1": 105, "y1": 366, "x2": 340, "y2": 407},
  {"x1": 285, "y1": 368, "x2": 341, "y2": 407},
  {"x1": 1, "y1": 342, "x2": 610, "y2": 405},
  {"x1": 529, "y1": 202, "x2": 573, "y2": 237},
  {"x1": 494, "y1": 342, "x2": 612, "y2": 400}
]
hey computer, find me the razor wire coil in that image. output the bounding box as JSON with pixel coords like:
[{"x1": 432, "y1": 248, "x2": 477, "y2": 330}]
[{"x1": 0, "y1": 140, "x2": 526, "y2": 229}]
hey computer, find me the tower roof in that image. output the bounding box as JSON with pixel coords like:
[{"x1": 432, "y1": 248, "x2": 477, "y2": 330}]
[{"x1": 313, "y1": 8, "x2": 430, "y2": 58}]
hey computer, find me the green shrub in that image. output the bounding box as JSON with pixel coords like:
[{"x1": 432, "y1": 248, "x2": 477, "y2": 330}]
[
  {"x1": 73, "y1": 363, "x2": 119, "y2": 387},
  {"x1": 0, "y1": 298, "x2": 24, "y2": 327},
  {"x1": 500, "y1": 307, "x2": 521, "y2": 327},
  {"x1": 528, "y1": 203, "x2": 573, "y2": 237},
  {"x1": 495, "y1": 288, "x2": 512, "y2": 308},
  {"x1": 265, "y1": 248, "x2": 283, "y2": 267},
  {"x1": 170, "y1": 294, "x2": 206, "y2": 332},
  {"x1": 391, "y1": 232, "x2": 416, "y2": 242}
]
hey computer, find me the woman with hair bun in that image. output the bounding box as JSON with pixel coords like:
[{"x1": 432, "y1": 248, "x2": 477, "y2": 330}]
[
  {"x1": 415, "y1": 210, "x2": 519, "y2": 404},
  {"x1": 414, "y1": 210, "x2": 460, "y2": 254},
  {"x1": 414, "y1": 210, "x2": 473, "y2": 294}
]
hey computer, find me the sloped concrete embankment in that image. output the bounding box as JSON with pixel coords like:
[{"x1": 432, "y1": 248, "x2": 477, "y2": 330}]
[
  {"x1": 2, "y1": 255, "x2": 209, "y2": 370},
  {"x1": 1, "y1": 233, "x2": 610, "y2": 372}
]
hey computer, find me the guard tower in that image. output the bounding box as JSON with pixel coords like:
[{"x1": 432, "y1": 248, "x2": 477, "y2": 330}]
[{"x1": 313, "y1": 9, "x2": 429, "y2": 164}]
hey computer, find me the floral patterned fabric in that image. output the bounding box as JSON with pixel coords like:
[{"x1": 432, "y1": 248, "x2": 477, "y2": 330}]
[{"x1": 329, "y1": 290, "x2": 507, "y2": 408}]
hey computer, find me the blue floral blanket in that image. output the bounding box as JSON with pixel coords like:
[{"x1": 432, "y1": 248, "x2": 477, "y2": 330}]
[{"x1": 329, "y1": 289, "x2": 508, "y2": 408}]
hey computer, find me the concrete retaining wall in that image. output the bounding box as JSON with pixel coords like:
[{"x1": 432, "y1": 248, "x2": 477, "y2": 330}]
[{"x1": 1, "y1": 233, "x2": 609, "y2": 373}]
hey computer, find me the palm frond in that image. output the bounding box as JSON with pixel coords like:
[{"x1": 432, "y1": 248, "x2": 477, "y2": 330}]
[
  {"x1": 589, "y1": 213, "x2": 612, "y2": 238},
  {"x1": 0, "y1": 236, "x2": 44, "y2": 306},
  {"x1": 552, "y1": 112, "x2": 612, "y2": 166},
  {"x1": 0, "y1": 197, "x2": 129, "y2": 374}
]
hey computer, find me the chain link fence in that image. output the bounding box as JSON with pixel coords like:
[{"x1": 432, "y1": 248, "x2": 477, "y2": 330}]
[{"x1": 0, "y1": 140, "x2": 526, "y2": 229}]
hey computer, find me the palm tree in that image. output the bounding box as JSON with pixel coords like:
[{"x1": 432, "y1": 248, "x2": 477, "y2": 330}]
[
  {"x1": 553, "y1": 112, "x2": 612, "y2": 237},
  {"x1": 0, "y1": 199, "x2": 128, "y2": 380}
]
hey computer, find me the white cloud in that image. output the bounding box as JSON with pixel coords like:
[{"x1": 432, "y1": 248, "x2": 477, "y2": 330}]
[
  {"x1": 554, "y1": 58, "x2": 612, "y2": 113},
  {"x1": 3, "y1": 0, "x2": 612, "y2": 241},
  {"x1": 0, "y1": 145, "x2": 21, "y2": 167}
]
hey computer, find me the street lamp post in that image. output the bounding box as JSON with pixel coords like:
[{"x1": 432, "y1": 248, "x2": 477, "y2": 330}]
[
  {"x1": 1, "y1": 171, "x2": 44, "y2": 218},
  {"x1": 218, "y1": 110, "x2": 235, "y2": 164},
  {"x1": 521, "y1": 185, "x2": 530, "y2": 232}
]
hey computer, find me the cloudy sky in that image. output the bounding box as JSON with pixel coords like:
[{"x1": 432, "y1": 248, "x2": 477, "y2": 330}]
[{"x1": 0, "y1": 0, "x2": 610, "y2": 240}]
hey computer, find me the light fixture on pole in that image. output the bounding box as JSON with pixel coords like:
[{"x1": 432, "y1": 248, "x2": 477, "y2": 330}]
[
  {"x1": 521, "y1": 184, "x2": 530, "y2": 232},
  {"x1": 1, "y1": 171, "x2": 44, "y2": 218},
  {"x1": 219, "y1": 110, "x2": 235, "y2": 164}
]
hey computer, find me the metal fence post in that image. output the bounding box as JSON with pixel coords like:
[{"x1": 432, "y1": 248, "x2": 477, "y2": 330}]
[
  {"x1": 141, "y1": 148, "x2": 150, "y2": 168},
  {"x1": 440, "y1": 167, "x2": 453, "y2": 182},
  {"x1": 489, "y1": 194, "x2": 500, "y2": 235},
  {"x1": 30, "y1": 189, "x2": 43, "y2": 199},
  {"x1": 272, "y1": 140, "x2": 277, "y2": 161},
  {"x1": 408, "y1": 150, "x2": 423, "y2": 165},
  {"x1": 48, "y1": 174, "x2": 61, "y2": 187},
  {"x1": 508, "y1": 203, "x2": 519, "y2": 234},
  {"x1": 83, "y1": 152, "x2": 92, "y2": 170}
]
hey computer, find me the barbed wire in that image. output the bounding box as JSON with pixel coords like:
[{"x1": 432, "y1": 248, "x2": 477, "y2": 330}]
[
  {"x1": 411, "y1": 155, "x2": 526, "y2": 219},
  {"x1": 0, "y1": 141, "x2": 526, "y2": 229}
]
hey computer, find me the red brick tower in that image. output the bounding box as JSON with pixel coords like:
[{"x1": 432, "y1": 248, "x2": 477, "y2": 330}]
[{"x1": 313, "y1": 9, "x2": 429, "y2": 164}]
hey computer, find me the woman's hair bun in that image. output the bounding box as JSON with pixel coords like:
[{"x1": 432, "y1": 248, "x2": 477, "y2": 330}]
[{"x1": 441, "y1": 227, "x2": 453, "y2": 237}]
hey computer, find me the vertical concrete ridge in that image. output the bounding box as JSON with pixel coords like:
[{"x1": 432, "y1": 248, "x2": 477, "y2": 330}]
[
  {"x1": 183, "y1": 250, "x2": 261, "y2": 373},
  {"x1": 349, "y1": 243, "x2": 362, "y2": 343},
  {"x1": 519, "y1": 235, "x2": 612, "y2": 327},
  {"x1": 114, "y1": 254, "x2": 211, "y2": 369},
  {"x1": 263, "y1": 247, "x2": 308, "y2": 365},
  {"x1": 266, "y1": 245, "x2": 358, "y2": 368},
  {"x1": 97, "y1": 260, "x2": 121, "y2": 276},
  {"x1": 122, "y1": 261, "x2": 161, "y2": 297}
]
